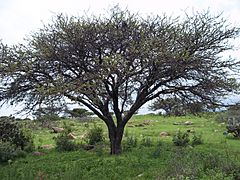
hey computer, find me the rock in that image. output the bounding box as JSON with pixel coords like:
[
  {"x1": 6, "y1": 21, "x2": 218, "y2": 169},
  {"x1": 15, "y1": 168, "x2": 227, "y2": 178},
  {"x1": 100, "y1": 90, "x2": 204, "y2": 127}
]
[
  {"x1": 33, "y1": 151, "x2": 45, "y2": 156},
  {"x1": 159, "y1": 131, "x2": 170, "y2": 137},
  {"x1": 184, "y1": 121, "x2": 193, "y2": 125},
  {"x1": 52, "y1": 127, "x2": 64, "y2": 133},
  {"x1": 68, "y1": 132, "x2": 77, "y2": 139},
  {"x1": 173, "y1": 122, "x2": 181, "y2": 125},
  {"x1": 40, "y1": 144, "x2": 54, "y2": 150},
  {"x1": 137, "y1": 173, "x2": 144, "y2": 177}
]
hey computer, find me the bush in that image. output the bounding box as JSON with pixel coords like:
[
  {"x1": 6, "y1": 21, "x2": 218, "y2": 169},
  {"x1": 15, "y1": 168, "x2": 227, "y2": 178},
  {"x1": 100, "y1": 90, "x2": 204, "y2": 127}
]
[
  {"x1": 172, "y1": 130, "x2": 190, "y2": 146},
  {"x1": 123, "y1": 136, "x2": 138, "y2": 151},
  {"x1": 55, "y1": 133, "x2": 79, "y2": 151},
  {"x1": 191, "y1": 133, "x2": 203, "y2": 146},
  {"x1": 152, "y1": 141, "x2": 162, "y2": 158},
  {"x1": 13, "y1": 149, "x2": 27, "y2": 159},
  {"x1": 0, "y1": 141, "x2": 16, "y2": 162},
  {"x1": 86, "y1": 125, "x2": 104, "y2": 145},
  {"x1": 0, "y1": 117, "x2": 34, "y2": 151},
  {"x1": 140, "y1": 136, "x2": 153, "y2": 147}
]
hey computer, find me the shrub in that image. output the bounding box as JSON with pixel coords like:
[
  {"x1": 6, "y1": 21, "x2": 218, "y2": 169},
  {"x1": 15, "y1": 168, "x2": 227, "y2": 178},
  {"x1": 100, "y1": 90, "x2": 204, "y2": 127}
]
[
  {"x1": 93, "y1": 143, "x2": 105, "y2": 156},
  {"x1": 0, "y1": 141, "x2": 16, "y2": 162},
  {"x1": 123, "y1": 136, "x2": 138, "y2": 151},
  {"x1": 62, "y1": 121, "x2": 73, "y2": 134},
  {"x1": 172, "y1": 130, "x2": 190, "y2": 146},
  {"x1": 55, "y1": 133, "x2": 79, "y2": 151},
  {"x1": 140, "y1": 136, "x2": 153, "y2": 147},
  {"x1": 191, "y1": 133, "x2": 203, "y2": 146},
  {"x1": 86, "y1": 125, "x2": 104, "y2": 145},
  {"x1": 152, "y1": 141, "x2": 162, "y2": 158},
  {"x1": 0, "y1": 117, "x2": 34, "y2": 151},
  {"x1": 13, "y1": 148, "x2": 27, "y2": 159}
]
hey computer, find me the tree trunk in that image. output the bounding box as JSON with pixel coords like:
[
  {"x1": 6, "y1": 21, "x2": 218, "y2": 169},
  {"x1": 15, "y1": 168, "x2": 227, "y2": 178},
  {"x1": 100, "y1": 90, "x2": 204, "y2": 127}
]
[{"x1": 108, "y1": 126, "x2": 124, "y2": 155}]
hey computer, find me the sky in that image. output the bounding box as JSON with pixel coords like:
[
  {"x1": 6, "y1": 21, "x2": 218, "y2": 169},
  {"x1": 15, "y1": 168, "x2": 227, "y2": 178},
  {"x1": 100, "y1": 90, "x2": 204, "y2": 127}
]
[{"x1": 0, "y1": 0, "x2": 240, "y2": 117}]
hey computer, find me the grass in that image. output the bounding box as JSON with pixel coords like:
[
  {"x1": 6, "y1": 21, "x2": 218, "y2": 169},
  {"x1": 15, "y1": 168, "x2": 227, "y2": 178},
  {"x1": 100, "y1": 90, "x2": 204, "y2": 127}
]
[{"x1": 0, "y1": 114, "x2": 240, "y2": 179}]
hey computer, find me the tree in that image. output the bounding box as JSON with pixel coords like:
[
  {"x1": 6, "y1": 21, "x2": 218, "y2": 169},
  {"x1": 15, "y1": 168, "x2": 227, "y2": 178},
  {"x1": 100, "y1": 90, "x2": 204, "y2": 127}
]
[
  {"x1": 0, "y1": 7, "x2": 239, "y2": 154},
  {"x1": 149, "y1": 97, "x2": 209, "y2": 116},
  {"x1": 66, "y1": 108, "x2": 93, "y2": 118}
]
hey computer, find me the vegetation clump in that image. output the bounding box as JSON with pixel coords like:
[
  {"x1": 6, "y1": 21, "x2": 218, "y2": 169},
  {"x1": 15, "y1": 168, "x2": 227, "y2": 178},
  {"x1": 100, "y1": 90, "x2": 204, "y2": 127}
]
[
  {"x1": 55, "y1": 133, "x2": 79, "y2": 151},
  {"x1": 0, "y1": 116, "x2": 34, "y2": 151},
  {"x1": 172, "y1": 130, "x2": 203, "y2": 146},
  {"x1": 0, "y1": 141, "x2": 16, "y2": 162},
  {"x1": 85, "y1": 125, "x2": 105, "y2": 145},
  {"x1": 172, "y1": 130, "x2": 190, "y2": 146}
]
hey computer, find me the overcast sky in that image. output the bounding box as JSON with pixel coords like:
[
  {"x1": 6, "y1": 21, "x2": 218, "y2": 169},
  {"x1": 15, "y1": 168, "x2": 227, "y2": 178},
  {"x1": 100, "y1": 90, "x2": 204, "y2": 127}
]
[{"x1": 0, "y1": 0, "x2": 240, "y2": 117}]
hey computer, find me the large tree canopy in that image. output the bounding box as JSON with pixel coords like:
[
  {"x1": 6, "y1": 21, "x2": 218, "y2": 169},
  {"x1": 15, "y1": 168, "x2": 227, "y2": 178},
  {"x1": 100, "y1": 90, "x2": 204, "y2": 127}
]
[{"x1": 0, "y1": 7, "x2": 239, "y2": 154}]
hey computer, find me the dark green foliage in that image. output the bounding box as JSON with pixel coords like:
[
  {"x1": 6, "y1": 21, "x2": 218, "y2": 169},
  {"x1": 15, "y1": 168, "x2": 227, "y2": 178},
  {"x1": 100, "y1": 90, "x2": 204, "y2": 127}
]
[
  {"x1": 13, "y1": 149, "x2": 27, "y2": 159},
  {"x1": 173, "y1": 130, "x2": 204, "y2": 146},
  {"x1": 0, "y1": 117, "x2": 34, "y2": 151},
  {"x1": 191, "y1": 133, "x2": 203, "y2": 146},
  {"x1": 140, "y1": 136, "x2": 153, "y2": 147},
  {"x1": 152, "y1": 141, "x2": 162, "y2": 158},
  {"x1": 54, "y1": 121, "x2": 79, "y2": 151},
  {"x1": 0, "y1": 141, "x2": 16, "y2": 162},
  {"x1": 67, "y1": 108, "x2": 93, "y2": 119},
  {"x1": 86, "y1": 125, "x2": 104, "y2": 145},
  {"x1": 123, "y1": 136, "x2": 138, "y2": 151},
  {"x1": 172, "y1": 130, "x2": 190, "y2": 146},
  {"x1": 55, "y1": 133, "x2": 79, "y2": 151},
  {"x1": 33, "y1": 105, "x2": 63, "y2": 121},
  {"x1": 0, "y1": 141, "x2": 26, "y2": 163},
  {"x1": 62, "y1": 121, "x2": 73, "y2": 134}
]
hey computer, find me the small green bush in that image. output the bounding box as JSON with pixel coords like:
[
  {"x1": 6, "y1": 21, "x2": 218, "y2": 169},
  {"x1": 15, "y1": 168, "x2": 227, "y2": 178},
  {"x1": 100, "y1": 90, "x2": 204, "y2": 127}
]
[
  {"x1": 13, "y1": 149, "x2": 27, "y2": 159},
  {"x1": 152, "y1": 141, "x2": 162, "y2": 158},
  {"x1": 86, "y1": 125, "x2": 104, "y2": 145},
  {"x1": 55, "y1": 133, "x2": 79, "y2": 151},
  {"x1": 191, "y1": 133, "x2": 203, "y2": 146},
  {"x1": 123, "y1": 136, "x2": 138, "y2": 151},
  {"x1": 140, "y1": 136, "x2": 153, "y2": 147},
  {"x1": 172, "y1": 130, "x2": 190, "y2": 146},
  {"x1": 62, "y1": 121, "x2": 73, "y2": 134},
  {"x1": 0, "y1": 141, "x2": 16, "y2": 162},
  {"x1": 0, "y1": 117, "x2": 34, "y2": 151}
]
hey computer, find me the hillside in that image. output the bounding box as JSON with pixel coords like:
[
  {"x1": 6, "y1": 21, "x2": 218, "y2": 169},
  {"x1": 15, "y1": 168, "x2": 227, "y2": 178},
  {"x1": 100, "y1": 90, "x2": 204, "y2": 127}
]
[{"x1": 0, "y1": 114, "x2": 239, "y2": 179}]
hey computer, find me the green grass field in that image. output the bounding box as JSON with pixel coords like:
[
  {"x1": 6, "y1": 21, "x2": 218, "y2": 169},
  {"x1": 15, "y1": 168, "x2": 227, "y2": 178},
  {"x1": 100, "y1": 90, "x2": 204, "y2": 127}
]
[{"x1": 0, "y1": 114, "x2": 240, "y2": 179}]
